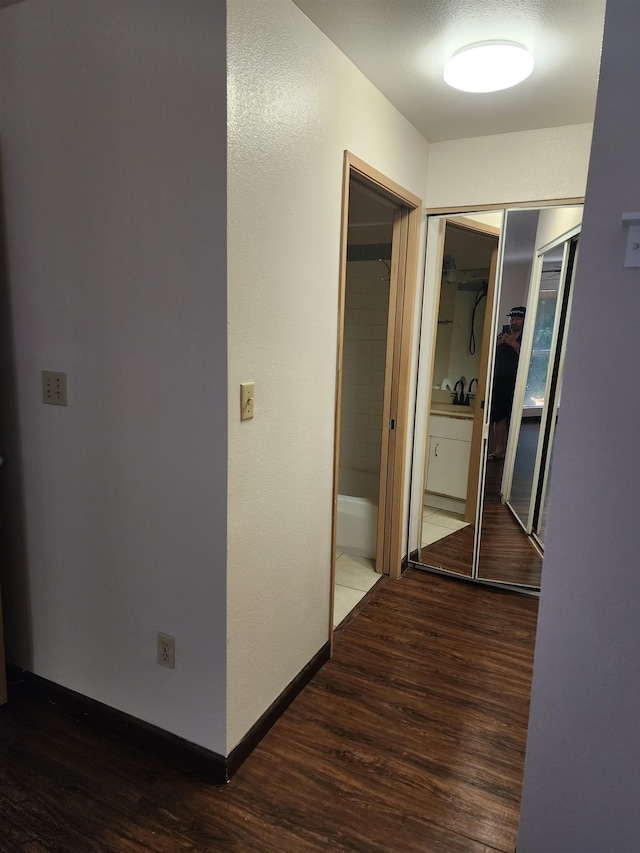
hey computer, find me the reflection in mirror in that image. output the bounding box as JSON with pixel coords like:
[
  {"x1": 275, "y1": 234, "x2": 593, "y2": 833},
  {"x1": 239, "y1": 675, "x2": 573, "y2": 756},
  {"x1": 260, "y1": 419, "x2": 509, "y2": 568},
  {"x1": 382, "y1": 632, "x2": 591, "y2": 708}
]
[
  {"x1": 508, "y1": 248, "x2": 563, "y2": 530},
  {"x1": 477, "y1": 221, "x2": 580, "y2": 587},
  {"x1": 419, "y1": 218, "x2": 499, "y2": 578},
  {"x1": 512, "y1": 235, "x2": 579, "y2": 551},
  {"x1": 412, "y1": 205, "x2": 580, "y2": 593},
  {"x1": 475, "y1": 208, "x2": 544, "y2": 587}
]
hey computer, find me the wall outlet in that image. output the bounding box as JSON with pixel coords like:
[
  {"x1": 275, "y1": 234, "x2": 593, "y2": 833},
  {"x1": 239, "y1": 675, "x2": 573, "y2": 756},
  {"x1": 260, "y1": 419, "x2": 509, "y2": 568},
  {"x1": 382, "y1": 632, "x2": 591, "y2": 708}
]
[
  {"x1": 157, "y1": 632, "x2": 175, "y2": 669},
  {"x1": 42, "y1": 370, "x2": 68, "y2": 406}
]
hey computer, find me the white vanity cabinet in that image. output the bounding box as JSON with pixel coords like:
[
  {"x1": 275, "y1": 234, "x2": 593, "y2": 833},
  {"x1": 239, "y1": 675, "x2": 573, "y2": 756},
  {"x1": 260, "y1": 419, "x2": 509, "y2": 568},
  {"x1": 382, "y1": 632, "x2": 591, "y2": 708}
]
[{"x1": 426, "y1": 414, "x2": 473, "y2": 500}]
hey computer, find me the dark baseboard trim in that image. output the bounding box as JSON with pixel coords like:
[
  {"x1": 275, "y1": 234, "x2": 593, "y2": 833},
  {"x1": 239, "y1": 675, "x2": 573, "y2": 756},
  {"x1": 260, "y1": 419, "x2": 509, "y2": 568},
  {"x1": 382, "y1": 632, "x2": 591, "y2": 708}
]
[
  {"x1": 226, "y1": 640, "x2": 330, "y2": 777},
  {"x1": 6, "y1": 663, "x2": 229, "y2": 782},
  {"x1": 5, "y1": 641, "x2": 330, "y2": 784}
]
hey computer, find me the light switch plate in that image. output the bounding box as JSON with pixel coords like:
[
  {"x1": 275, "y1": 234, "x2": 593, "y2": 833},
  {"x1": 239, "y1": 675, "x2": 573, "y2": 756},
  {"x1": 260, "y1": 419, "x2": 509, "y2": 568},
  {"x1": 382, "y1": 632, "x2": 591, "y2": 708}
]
[
  {"x1": 240, "y1": 382, "x2": 254, "y2": 420},
  {"x1": 42, "y1": 371, "x2": 68, "y2": 406}
]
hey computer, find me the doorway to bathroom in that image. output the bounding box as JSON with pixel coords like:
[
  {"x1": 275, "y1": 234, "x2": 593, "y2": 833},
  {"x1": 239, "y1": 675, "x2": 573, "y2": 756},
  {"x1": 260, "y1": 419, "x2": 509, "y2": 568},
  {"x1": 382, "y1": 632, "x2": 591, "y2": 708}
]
[{"x1": 331, "y1": 152, "x2": 421, "y2": 630}]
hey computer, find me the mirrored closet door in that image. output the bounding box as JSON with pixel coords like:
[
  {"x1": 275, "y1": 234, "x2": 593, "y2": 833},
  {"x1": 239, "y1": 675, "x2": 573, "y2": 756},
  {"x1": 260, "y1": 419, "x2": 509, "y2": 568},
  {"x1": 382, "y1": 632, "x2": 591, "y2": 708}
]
[
  {"x1": 417, "y1": 213, "x2": 500, "y2": 579},
  {"x1": 410, "y1": 204, "x2": 582, "y2": 591},
  {"x1": 498, "y1": 233, "x2": 579, "y2": 551}
]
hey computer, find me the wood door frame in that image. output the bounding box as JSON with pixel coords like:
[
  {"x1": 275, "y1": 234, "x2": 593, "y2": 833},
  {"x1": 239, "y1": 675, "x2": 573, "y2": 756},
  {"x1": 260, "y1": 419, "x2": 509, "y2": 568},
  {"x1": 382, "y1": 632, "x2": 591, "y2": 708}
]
[{"x1": 331, "y1": 152, "x2": 422, "y2": 625}]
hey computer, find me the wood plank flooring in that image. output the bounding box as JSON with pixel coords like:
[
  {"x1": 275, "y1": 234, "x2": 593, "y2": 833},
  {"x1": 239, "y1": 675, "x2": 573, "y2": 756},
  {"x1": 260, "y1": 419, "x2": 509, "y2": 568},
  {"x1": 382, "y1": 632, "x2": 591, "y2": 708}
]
[
  {"x1": 420, "y1": 455, "x2": 543, "y2": 588},
  {"x1": 0, "y1": 571, "x2": 538, "y2": 852},
  {"x1": 476, "y1": 458, "x2": 543, "y2": 587}
]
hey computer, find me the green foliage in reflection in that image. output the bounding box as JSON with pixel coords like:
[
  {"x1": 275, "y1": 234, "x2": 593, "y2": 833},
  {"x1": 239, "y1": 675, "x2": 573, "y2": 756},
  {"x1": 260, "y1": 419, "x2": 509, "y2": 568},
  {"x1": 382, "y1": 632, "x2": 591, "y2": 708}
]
[{"x1": 525, "y1": 297, "x2": 557, "y2": 406}]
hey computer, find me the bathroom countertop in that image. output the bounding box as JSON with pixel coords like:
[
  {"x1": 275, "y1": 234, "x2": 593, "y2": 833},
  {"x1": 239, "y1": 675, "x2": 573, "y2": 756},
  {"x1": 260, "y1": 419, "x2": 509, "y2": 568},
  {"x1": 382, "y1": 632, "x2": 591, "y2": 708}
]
[{"x1": 430, "y1": 403, "x2": 475, "y2": 419}]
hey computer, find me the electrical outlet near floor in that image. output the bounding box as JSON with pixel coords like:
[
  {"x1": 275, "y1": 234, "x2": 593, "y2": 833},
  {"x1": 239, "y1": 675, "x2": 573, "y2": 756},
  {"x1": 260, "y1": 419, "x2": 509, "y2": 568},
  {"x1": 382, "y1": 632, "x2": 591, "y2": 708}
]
[{"x1": 157, "y1": 632, "x2": 175, "y2": 669}]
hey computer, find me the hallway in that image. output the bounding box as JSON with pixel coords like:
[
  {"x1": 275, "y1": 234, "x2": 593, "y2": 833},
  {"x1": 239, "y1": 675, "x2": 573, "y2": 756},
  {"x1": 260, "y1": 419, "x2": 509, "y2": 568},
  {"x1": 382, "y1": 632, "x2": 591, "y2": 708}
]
[{"x1": 0, "y1": 571, "x2": 538, "y2": 852}]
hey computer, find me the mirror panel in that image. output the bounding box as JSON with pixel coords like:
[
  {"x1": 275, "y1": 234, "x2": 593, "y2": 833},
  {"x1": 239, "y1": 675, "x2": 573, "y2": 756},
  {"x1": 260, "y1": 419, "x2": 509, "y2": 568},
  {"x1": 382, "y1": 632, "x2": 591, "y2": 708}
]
[
  {"x1": 477, "y1": 225, "x2": 579, "y2": 586},
  {"x1": 530, "y1": 237, "x2": 579, "y2": 547},
  {"x1": 508, "y1": 248, "x2": 563, "y2": 531},
  {"x1": 474, "y1": 208, "x2": 544, "y2": 587},
  {"x1": 419, "y1": 217, "x2": 499, "y2": 578},
  {"x1": 411, "y1": 205, "x2": 581, "y2": 593}
]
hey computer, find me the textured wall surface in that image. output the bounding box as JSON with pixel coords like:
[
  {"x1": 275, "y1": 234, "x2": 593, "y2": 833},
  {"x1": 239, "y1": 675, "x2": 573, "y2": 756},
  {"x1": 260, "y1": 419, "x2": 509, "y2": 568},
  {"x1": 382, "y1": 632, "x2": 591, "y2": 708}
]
[
  {"x1": 518, "y1": 0, "x2": 640, "y2": 848},
  {"x1": 426, "y1": 123, "x2": 593, "y2": 209},
  {"x1": 226, "y1": 0, "x2": 430, "y2": 751},
  {"x1": 0, "y1": 0, "x2": 228, "y2": 751}
]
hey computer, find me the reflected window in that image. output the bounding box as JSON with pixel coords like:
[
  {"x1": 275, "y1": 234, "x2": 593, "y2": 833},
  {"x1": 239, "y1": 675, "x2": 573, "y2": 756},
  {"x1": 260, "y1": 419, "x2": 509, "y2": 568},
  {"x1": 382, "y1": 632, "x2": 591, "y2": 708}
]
[{"x1": 525, "y1": 291, "x2": 558, "y2": 406}]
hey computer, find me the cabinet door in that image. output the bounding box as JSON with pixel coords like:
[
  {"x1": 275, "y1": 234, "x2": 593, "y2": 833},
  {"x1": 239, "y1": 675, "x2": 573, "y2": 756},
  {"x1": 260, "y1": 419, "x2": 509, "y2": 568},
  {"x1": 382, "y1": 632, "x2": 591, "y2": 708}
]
[{"x1": 426, "y1": 436, "x2": 472, "y2": 499}]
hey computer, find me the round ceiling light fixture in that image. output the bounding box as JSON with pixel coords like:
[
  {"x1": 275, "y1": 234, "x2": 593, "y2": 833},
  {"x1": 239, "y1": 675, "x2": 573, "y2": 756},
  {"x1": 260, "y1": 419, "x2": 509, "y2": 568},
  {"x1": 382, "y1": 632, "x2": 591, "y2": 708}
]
[{"x1": 443, "y1": 41, "x2": 534, "y2": 93}]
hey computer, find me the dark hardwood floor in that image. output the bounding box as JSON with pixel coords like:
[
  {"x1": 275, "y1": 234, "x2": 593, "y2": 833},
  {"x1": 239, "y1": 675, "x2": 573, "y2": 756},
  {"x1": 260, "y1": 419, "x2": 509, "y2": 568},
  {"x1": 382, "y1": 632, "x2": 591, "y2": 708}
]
[
  {"x1": 0, "y1": 571, "x2": 538, "y2": 852},
  {"x1": 420, "y1": 453, "x2": 543, "y2": 588},
  {"x1": 476, "y1": 457, "x2": 543, "y2": 586}
]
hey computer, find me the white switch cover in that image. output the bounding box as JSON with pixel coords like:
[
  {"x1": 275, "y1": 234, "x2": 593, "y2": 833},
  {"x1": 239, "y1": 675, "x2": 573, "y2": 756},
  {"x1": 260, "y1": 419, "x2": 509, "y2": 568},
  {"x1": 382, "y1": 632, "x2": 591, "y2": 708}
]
[{"x1": 240, "y1": 382, "x2": 254, "y2": 420}]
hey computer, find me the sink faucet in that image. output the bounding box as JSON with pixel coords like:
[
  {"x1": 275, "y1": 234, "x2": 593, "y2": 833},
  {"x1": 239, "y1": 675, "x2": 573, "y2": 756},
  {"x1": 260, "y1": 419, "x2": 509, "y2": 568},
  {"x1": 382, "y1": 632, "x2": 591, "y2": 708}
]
[
  {"x1": 465, "y1": 378, "x2": 478, "y2": 406},
  {"x1": 453, "y1": 377, "x2": 466, "y2": 405}
]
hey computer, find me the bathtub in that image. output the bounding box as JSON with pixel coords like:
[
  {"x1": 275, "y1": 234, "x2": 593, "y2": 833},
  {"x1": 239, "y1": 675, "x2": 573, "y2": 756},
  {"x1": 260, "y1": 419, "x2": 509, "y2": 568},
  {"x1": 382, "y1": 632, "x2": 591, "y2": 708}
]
[{"x1": 336, "y1": 468, "x2": 379, "y2": 559}]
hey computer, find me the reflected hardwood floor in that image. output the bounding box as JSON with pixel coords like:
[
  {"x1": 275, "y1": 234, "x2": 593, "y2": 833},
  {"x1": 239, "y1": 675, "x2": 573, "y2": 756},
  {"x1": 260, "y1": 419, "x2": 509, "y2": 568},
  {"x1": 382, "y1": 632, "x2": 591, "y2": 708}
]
[
  {"x1": 419, "y1": 521, "x2": 475, "y2": 577},
  {"x1": 477, "y1": 458, "x2": 543, "y2": 586},
  {"x1": 419, "y1": 457, "x2": 543, "y2": 587},
  {"x1": 0, "y1": 571, "x2": 537, "y2": 852}
]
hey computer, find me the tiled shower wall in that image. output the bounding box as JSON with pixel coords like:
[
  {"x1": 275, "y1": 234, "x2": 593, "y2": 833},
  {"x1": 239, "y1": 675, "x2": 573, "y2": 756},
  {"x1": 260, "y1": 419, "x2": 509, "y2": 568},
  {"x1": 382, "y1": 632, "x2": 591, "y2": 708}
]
[{"x1": 340, "y1": 252, "x2": 391, "y2": 474}]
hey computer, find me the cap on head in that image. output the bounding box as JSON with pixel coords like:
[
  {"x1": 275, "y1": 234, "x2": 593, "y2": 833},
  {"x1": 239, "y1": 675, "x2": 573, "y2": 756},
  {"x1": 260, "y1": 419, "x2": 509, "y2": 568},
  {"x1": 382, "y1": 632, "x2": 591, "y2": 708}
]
[{"x1": 507, "y1": 306, "x2": 526, "y2": 318}]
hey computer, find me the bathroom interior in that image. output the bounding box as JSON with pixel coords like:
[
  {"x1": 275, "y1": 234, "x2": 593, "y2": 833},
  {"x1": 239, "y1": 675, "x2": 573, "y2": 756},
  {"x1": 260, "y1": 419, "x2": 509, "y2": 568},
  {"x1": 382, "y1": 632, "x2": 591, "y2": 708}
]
[{"x1": 333, "y1": 179, "x2": 394, "y2": 627}]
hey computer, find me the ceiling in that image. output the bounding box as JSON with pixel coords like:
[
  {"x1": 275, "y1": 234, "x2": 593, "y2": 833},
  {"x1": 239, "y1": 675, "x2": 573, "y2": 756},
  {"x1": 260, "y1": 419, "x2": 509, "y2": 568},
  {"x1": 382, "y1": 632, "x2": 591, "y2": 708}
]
[{"x1": 291, "y1": 0, "x2": 607, "y2": 143}]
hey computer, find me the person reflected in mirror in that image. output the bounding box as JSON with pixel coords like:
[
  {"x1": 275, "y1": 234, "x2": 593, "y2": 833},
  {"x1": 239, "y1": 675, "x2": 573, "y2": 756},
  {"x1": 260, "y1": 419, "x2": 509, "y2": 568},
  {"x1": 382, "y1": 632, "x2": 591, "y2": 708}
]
[{"x1": 489, "y1": 306, "x2": 525, "y2": 460}]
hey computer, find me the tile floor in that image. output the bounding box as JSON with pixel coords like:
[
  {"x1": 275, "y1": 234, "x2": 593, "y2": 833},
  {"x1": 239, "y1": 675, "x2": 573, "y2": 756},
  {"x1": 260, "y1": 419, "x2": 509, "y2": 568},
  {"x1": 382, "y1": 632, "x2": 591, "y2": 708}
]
[
  {"x1": 333, "y1": 552, "x2": 379, "y2": 628},
  {"x1": 421, "y1": 505, "x2": 469, "y2": 547},
  {"x1": 332, "y1": 507, "x2": 469, "y2": 628}
]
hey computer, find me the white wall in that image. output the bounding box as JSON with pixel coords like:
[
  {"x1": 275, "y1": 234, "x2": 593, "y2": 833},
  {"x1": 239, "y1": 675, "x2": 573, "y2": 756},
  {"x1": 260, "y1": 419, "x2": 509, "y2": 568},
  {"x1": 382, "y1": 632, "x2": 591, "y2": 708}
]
[
  {"x1": 535, "y1": 206, "x2": 583, "y2": 252},
  {"x1": 426, "y1": 123, "x2": 593, "y2": 209},
  {"x1": 0, "y1": 0, "x2": 228, "y2": 752},
  {"x1": 518, "y1": 1, "x2": 640, "y2": 847},
  {"x1": 499, "y1": 262, "x2": 533, "y2": 320},
  {"x1": 226, "y1": 0, "x2": 430, "y2": 750}
]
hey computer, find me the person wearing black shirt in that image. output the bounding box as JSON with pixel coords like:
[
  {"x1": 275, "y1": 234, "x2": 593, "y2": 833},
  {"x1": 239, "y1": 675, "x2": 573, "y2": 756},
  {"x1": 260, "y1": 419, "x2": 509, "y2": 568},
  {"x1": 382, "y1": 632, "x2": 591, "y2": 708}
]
[{"x1": 489, "y1": 306, "x2": 525, "y2": 460}]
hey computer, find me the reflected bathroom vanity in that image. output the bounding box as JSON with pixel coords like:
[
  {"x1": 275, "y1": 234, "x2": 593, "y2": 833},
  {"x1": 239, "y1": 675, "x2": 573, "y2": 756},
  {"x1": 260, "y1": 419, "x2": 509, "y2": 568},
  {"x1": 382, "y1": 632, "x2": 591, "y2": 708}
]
[{"x1": 425, "y1": 400, "x2": 474, "y2": 504}]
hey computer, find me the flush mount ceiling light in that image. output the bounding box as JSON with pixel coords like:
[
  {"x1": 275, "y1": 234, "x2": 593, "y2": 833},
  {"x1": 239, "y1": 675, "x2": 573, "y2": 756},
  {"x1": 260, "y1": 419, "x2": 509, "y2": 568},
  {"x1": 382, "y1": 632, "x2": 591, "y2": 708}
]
[{"x1": 443, "y1": 41, "x2": 534, "y2": 93}]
